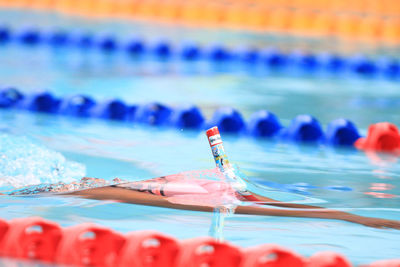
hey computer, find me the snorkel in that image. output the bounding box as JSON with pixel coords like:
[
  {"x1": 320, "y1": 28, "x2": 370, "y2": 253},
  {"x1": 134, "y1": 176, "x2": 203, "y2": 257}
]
[{"x1": 206, "y1": 126, "x2": 259, "y2": 201}]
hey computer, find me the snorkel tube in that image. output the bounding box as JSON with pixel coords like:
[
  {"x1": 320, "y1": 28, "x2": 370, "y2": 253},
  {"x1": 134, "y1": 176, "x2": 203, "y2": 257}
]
[{"x1": 206, "y1": 127, "x2": 259, "y2": 201}]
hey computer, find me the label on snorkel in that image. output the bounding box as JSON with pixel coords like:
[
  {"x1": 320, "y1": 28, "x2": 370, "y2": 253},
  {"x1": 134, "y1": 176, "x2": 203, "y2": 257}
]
[
  {"x1": 208, "y1": 133, "x2": 222, "y2": 146},
  {"x1": 206, "y1": 127, "x2": 230, "y2": 172},
  {"x1": 206, "y1": 127, "x2": 258, "y2": 200}
]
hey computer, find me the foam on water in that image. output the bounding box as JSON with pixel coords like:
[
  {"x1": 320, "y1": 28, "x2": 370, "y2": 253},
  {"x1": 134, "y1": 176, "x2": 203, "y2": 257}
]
[{"x1": 0, "y1": 133, "x2": 86, "y2": 191}]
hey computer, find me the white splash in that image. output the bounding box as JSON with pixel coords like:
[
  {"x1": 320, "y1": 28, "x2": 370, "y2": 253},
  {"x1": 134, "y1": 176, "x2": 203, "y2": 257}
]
[{"x1": 0, "y1": 133, "x2": 86, "y2": 190}]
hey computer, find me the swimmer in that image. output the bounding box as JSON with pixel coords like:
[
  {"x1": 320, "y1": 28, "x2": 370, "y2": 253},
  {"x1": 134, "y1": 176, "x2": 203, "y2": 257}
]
[
  {"x1": 7, "y1": 127, "x2": 400, "y2": 230},
  {"x1": 56, "y1": 175, "x2": 399, "y2": 230},
  {"x1": 8, "y1": 171, "x2": 400, "y2": 229}
]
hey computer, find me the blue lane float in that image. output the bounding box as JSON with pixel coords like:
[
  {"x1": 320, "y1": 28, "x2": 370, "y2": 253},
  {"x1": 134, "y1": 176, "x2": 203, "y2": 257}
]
[
  {"x1": 0, "y1": 88, "x2": 364, "y2": 148},
  {"x1": 0, "y1": 87, "x2": 24, "y2": 108},
  {"x1": 207, "y1": 45, "x2": 232, "y2": 62},
  {"x1": 321, "y1": 54, "x2": 347, "y2": 73},
  {"x1": 208, "y1": 107, "x2": 246, "y2": 134},
  {"x1": 98, "y1": 35, "x2": 119, "y2": 52},
  {"x1": 350, "y1": 56, "x2": 378, "y2": 76},
  {"x1": 180, "y1": 42, "x2": 202, "y2": 61},
  {"x1": 59, "y1": 95, "x2": 96, "y2": 117},
  {"x1": 17, "y1": 27, "x2": 42, "y2": 46},
  {"x1": 168, "y1": 105, "x2": 205, "y2": 129},
  {"x1": 152, "y1": 40, "x2": 172, "y2": 58},
  {"x1": 0, "y1": 26, "x2": 11, "y2": 44},
  {"x1": 279, "y1": 114, "x2": 325, "y2": 143},
  {"x1": 126, "y1": 38, "x2": 146, "y2": 55},
  {"x1": 134, "y1": 102, "x2": 173, "y2": 126},
  {"x1": 90, "y1": 99, "x2": 129, "y2": 120},
  {"x1": 75, "y1": 33, "x2": 94, "y2": 49},
  {"x1": 18, "y1": 91, "x2": 60, "y2": 113},
  {"x1": 262, "y1": 48, "x2": 289, "y2": 69},
  {"x1": 126, "y1": 105, "x2": 138, "y2": 121},
  {"x1": 247, "y1": 110, "x2": 282, "y2": 137},
  {"x1": 295, "y1": 53, "x2": 320, "y2": 72},
  {"x1": 325, "y1": 119, "x2": 361, "y2": 146},
  {"x1": 384, "y1": 60, "x2": 400, "y2": 79},
  {"x1": 47, "y1": 30, "x2": 71, "y2": 47},
  {"x1": 0, "y1": 25, "x2": 399, "y2": 79}
]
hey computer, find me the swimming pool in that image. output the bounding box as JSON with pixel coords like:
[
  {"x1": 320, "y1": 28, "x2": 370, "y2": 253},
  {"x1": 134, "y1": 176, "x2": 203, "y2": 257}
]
[{"x1": 0, "y1": 9, "x2": 399, "y2": 266}]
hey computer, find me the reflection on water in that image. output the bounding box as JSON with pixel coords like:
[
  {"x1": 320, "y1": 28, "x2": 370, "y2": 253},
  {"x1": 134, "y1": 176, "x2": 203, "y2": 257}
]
[
  {"x1": 365, "y1": 156, "x2": 399, "y2": 200},
  {"x1": 209, "y1": 207, "x2": 232, "y2": 241},
  {"x1": 369, "y1": 183, "x2": 394, "y2": 191},
  {"x1": 364, "y1": 192, "x2": 396, "y2": 198},
  {"x1": 364, "y1": 166, "x2": 398, "y2": 199},
  {"x1": 364, "y1": 151, "x2": 398, "y2": 166}
]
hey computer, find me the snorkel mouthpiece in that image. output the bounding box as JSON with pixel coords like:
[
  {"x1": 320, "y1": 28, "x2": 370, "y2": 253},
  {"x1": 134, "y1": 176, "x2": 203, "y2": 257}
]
[{"x1": 206, "y1": 126, "x2": 259, "y2": 201}]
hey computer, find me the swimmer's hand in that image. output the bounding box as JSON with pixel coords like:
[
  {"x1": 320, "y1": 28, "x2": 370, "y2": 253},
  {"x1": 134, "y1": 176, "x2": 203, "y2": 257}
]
[{"x1": 339, "y1": 214, "x2": 400, "y2": 230}]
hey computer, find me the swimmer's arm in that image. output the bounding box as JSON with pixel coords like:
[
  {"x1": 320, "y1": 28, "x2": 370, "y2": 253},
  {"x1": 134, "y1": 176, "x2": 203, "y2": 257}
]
[
  {"x1": 67, "y1": 187, "x2": 400, "y2": 229},
  {"x1": 251, "y1": 193, "x2": 326, "y2": 209},
  {"x1": 249, "y1": 193, "x2": 400, "y2": 228},
  {"x1": 66, "y1": 186, "x2": 214, "y2": 212}
]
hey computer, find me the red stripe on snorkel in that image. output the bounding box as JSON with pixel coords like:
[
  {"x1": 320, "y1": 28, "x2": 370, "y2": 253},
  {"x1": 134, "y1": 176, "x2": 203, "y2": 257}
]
[
  {"x1": 206, "y1": 126, "x2": 223, "y2": 147},
  {"x1": 205, "y1": 126, "x2": 219, "y2": 139}
]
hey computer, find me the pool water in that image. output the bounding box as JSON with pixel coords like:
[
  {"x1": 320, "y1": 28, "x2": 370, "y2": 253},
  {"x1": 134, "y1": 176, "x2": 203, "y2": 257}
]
[{"x1": 0, "y1": 10, "x2": 399, "y2": 265}]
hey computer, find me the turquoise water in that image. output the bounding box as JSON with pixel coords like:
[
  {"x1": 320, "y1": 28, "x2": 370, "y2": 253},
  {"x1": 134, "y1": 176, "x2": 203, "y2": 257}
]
[{"x1": 0, "y1": 10, "x2": 399, "y2": 265}]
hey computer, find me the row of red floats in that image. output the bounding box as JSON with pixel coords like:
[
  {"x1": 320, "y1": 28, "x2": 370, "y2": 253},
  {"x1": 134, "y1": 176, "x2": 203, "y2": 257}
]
[{"x1": 0, "y1": 217, "x2": 398, "y2": 267}]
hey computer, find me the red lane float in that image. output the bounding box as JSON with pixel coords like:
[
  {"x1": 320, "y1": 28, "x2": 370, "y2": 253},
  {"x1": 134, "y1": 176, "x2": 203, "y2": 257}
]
[
  {"x1": 0, "y1": 216, "x2": 398, "y2": 266},
  {"x1": 307, "y1": 251, "x2": 352, "y2": 267},
  {"x1": 241, "y1": 244, "x2": 305, "y2": 267},
  {"x1": 117, "y1": 231, "x2": 179, "y2": 267},
  {"x1": 0, "y1": 219, "x2": 9, "y2": 246},
  {"x1": 355, "y1": 122, "x2": 400, "y2": 154},
  {"x1": 55, "y1": 223, "x2": 125, "y2": 267},
  {"x1": 176, "y1": 237, "x2": 242, "y2": 267},
  {"x1": 0, "y1": 217, "x2": 62, "y2": 263}
]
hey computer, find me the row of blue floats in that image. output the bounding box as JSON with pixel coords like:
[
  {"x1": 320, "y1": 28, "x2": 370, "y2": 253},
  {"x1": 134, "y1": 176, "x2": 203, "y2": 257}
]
[
  {"x1": 0, "y1": 88, "x2": 361, "y2": 147},
  {"x1": 0, "y1": 26, "x2": 399, "y2": 78}
]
